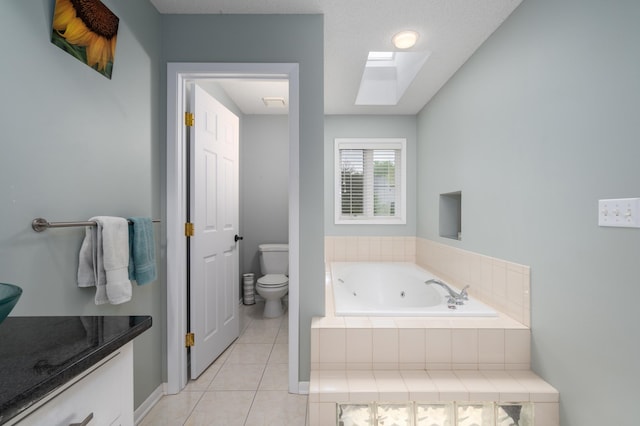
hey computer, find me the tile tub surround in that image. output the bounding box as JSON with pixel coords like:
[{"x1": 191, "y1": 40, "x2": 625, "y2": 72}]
[
  {"x1": 309, "y1": 311, "x2": 558, "y2": 426},
  {"x1": 325, "y1": 236, "x2": 417, "y2": 264},
  {"x1": 325, "y1": 236, "x2": 531, "y2": 327},
  {"x1": 313, "y1": 275, "x2": 531, "y2": 372},
  {"x1": 309, "y1": 252, "x2": 558, "y2": 425},
  {"x1": 416, "y1": 238, "x2": 531, "y2": 327}
]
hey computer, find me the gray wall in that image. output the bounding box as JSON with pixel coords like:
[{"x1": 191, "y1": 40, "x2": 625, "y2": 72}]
[
  {"x1": 416, "y1": 0, "x2": 640, "y2": 425},
  {"x1": 0, "y1": 1, "x2": 164, "y2": 408},
  {"x1": 161, "y1": 14, "x2": 325, "y2": 381},
  {"x1": 324, "y1": 115, "x2": 417, "y2": 236},
  {"x1": 241, "y1": 115, "x2": 290, "y2": 276}
]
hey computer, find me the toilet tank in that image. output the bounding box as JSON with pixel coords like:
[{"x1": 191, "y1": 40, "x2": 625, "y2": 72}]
[{"x1": 259, "y1": 244, "x2": 289, "y2": 275}]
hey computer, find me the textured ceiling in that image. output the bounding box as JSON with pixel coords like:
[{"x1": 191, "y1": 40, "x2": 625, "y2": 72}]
[{"x1": 150, "y1": 0, "x2": 522, "y2": 115}]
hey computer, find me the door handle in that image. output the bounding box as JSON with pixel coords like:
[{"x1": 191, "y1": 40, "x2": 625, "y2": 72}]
[{"x1": 234, "y1": 234, "x2": 244, "y2": 242}]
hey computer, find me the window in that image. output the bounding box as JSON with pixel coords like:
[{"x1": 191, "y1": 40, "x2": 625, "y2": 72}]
[{"x1": 335, "y1": 138, "x2": 406, "y2": 224}]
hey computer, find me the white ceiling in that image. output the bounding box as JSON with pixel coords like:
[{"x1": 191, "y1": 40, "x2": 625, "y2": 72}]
[
  {"x1": 199, "y1": 79, "x2": 290, "y2": 115},
  {"x1": 150, "y1": 0, "x2": 522, "y2": 115}
]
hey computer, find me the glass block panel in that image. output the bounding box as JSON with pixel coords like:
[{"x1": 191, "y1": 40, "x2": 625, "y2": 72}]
[
  {"x1": 497, "y1": 403, "x2": 534, "y2": 426},
  {"x1": 376, "y1": 403, "x2": 412, "y2": 426},
  {"x1": 338, "y1": 403, "x2": 373, "y2": 426},
  {"x1": 415, "y1": 403, "x2": 454, "y2": 426},
  {"x1": 456, "y1": 403, "x2": 494, "y2": 426}
]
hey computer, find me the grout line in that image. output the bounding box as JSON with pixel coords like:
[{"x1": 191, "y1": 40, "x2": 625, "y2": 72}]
[
  {"x1": 242, "y1": 390, "x2": 260, "y2": 426},
  {"x1": 180, "y1": 391, "x2": 207, "y2": 426}
]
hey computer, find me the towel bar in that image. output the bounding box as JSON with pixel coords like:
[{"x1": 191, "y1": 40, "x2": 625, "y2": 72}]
[{"x1": 32, "y1": 217, "x2": 161, "y2": 232}]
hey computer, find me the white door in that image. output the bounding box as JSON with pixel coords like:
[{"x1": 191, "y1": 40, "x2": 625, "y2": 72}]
[{"x1": 189, "y1": 84, "x2": 240, "y2": 379}]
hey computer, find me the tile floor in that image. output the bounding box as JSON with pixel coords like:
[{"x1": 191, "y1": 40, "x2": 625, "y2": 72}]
[{"x1": 140, "y1": 302, "x2": 308, "y2": 426}]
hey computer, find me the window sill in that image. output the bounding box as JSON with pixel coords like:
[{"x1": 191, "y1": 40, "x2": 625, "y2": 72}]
[{"x1": 335, "y1": 218, "x2": 406, "y2": 225}]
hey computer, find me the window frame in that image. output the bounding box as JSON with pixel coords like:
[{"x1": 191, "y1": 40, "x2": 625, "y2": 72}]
[{"x1": 334, "y1": 137, "x2": 407, "y2": 225}]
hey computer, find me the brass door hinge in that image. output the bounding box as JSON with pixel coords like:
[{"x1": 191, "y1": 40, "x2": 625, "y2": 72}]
[
  {"x1": 185, "y1": 332, "x2": 195, "y2": 347},
  {"x1": 185, "y1": 112, "x2": 194, "y2": 127},
  {"x1": 185, "y1": 222, "x2": 194, "y2": 237}
]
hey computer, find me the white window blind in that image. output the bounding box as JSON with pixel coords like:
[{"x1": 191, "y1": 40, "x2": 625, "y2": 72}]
[{"x1": 335, "y1": 138, "x2": 406, "y2": 224}]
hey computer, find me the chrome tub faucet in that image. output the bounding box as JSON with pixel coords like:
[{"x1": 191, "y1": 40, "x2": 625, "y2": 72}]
[{"x1": 425, "y1": 279, "x2": 469, "y2": 306}]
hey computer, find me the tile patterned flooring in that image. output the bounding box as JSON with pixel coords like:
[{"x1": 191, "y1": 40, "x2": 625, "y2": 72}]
[{"x1": 140, "y1": 303, "x2": 308, "y2": 425}]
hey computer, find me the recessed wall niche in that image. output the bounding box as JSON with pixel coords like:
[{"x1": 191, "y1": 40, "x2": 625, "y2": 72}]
[{"x1": 439, "y1": 191, "x2": 462, "y2": 240}]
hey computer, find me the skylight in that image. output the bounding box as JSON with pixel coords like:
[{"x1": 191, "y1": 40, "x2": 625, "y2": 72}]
[
  {"x1": 367, "y1": 51, "x2": 395, "y2": 61},
  {"x1": 355, "y1": 50, "x2": 431, "y2": 106}
]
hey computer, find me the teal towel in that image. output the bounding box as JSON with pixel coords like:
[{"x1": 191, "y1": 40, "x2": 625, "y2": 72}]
[{"x1": 127, "y1": 217, "x2": 157, "y2": 285}]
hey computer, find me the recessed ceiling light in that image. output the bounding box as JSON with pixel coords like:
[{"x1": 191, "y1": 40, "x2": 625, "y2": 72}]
[
  {"x1": 392, "y1": 30, "x2": 419, "y2": 49},
  {"x1": 262, "y1": 97, "x2": 286, "y2": 107}
]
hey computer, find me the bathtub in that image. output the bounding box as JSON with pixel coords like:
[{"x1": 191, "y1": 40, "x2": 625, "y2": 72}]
[{"x1": 331, "y1": 262, "x2": 497, "y2": 317}]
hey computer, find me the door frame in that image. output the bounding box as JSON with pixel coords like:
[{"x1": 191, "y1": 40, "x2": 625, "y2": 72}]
[{"x1": 166, "y1": 62, "x2": 300, "y2": 394}]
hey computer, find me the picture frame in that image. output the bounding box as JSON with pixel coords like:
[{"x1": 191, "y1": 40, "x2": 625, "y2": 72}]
[{"x1": 51, "y1": 0, "x2": 120, "y2": 79}]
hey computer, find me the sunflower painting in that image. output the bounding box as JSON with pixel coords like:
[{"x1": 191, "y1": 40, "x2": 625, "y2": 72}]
[{"x1": 51, "y1": 0, "x2": 119, "y2": 79}]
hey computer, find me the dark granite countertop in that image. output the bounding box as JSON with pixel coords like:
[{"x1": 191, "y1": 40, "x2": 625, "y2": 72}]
[{"x1": 0, "y1": 315, "x2": 152, "y2": 425}]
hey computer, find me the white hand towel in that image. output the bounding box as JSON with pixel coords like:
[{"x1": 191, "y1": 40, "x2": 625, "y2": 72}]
[
  {"x1": 78, "y1": 218, "x2": 108, "y2": 304},
  {"x1": 77, "y1": 216, "x2": 131, "y2": 305},
  {"x1": 78, "y1": 224, "x2": 96, "y2": 287},
  {"x1": 97, "y1": 216, "x2": 132, "y2": 305}
]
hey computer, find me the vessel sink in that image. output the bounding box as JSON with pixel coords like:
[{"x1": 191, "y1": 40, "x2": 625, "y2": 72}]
[{"x1": 0, "y1": 283, "x2": 22, "y2": 324}]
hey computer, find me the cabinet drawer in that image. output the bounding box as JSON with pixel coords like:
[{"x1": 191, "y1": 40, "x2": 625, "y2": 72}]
[{"x1": 15, "y1": 343, "x2": 133, "y2": 426}]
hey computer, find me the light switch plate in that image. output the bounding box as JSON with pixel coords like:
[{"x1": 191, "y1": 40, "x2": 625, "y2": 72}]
[{"x1": 598, "y1": 198, "x2": 640, "y2": 228}]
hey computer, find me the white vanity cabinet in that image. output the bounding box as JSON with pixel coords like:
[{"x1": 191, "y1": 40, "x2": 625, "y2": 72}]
[{"x1": 9, "y1": 342, "x2": 133, "y2": 426}]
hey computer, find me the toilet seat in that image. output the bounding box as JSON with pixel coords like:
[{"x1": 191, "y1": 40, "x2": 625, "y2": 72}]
[{"x1": 257, "y1": 274, "x2": 288, "y2": 288}]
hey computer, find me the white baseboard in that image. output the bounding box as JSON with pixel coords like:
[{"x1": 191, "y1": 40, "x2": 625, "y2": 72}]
[
  {"x1": 134, "y1": 383, "x2": 165, "y2": 425},
  {"x1": 298, "y1": 381, "x2": 310, "y2": 395}
]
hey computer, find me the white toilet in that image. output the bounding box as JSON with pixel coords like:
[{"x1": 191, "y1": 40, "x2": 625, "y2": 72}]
[{"x1": 256, "y1": 243, "x2": 289, "y2": 318}]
